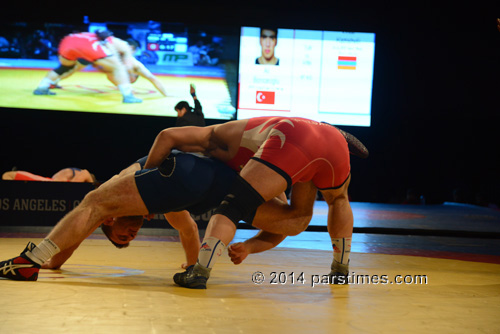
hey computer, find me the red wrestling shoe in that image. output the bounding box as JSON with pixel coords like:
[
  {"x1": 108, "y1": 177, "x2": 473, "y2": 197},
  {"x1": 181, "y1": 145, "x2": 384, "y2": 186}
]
[{"x1": 0, "y1": 242, "x2": 41, "y2": 281}]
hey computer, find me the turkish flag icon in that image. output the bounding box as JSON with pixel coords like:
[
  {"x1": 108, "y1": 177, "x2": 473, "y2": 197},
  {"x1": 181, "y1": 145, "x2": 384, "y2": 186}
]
[{"x1": 256, "y1": 91, "x2": 275, "y2": 104}]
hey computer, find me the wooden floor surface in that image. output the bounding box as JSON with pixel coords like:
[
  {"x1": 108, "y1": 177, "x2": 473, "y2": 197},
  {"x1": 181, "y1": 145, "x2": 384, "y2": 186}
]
[{"x1": 1, "y1": 236, "x2": 499, "y2": 334}]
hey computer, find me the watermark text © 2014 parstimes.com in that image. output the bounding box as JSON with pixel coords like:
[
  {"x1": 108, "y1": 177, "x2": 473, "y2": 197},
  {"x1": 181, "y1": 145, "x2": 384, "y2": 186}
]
[{"x1": 251, "y1": 271, "x2": 428, "y2": 287}]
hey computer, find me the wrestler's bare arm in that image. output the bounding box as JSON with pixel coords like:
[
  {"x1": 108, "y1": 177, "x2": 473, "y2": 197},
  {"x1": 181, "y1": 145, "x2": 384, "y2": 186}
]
[
  {"x1": 144, "y1": 126, "x2": 216, "y2": 168},
  {"x1": 145, "y1": 120, "x2": 249, "y2": 169},
  {"x1": 208, "y1": 120, "x2": 246, "y2": 161},
  {"x1": 134, "y1": 60, "x2": 167, "y2": 96},
  {"x1": 41, "y1": 243, "x2": 80, "y2": 269},
  {"x1": 164, "y1": 211, "x2": 200, "y2": 268},
  {"x1": 228, "y1": 231, "x2": 286, "y2": 265}
]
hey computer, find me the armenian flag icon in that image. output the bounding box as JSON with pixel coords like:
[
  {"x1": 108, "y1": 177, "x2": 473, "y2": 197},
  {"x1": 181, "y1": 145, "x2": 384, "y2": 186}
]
[{"x1": 338, "y1": 56, "x2": 357, "y2": 70}]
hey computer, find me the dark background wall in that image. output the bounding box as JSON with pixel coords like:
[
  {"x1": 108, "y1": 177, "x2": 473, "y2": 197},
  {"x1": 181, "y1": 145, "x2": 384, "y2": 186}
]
[{"x1": 1, "y1": 1, "x2": 499, "y2": 206}]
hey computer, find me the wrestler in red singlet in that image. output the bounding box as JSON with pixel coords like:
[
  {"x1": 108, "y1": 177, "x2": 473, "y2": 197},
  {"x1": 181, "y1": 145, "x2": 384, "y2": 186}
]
[
  {"x1": 58, "y1": 32, "x2": 114, "y2": 62},
  {"x1": 226, "y1": 117, "x2": 350, "y2": 189}
]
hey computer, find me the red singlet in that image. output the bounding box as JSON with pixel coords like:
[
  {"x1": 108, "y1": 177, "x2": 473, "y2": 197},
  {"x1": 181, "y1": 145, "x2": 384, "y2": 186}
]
[
  {"x1": 58, "y1": 32, "x2": 113, "y2": 62},
  {"x1": 226, "y1": 117, "x2": 350, "y2": 189}
]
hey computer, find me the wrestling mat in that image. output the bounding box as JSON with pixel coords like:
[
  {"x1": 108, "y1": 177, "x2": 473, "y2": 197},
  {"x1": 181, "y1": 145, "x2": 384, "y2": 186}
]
[{"x1": 1, "y1": 237, "x2": 499, "y2": 333}]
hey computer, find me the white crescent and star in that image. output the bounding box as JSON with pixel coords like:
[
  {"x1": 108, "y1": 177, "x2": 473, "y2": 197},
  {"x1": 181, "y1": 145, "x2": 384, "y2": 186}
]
[{"x1": 256, "y1": 92, "x2": 265, "y2": 102}]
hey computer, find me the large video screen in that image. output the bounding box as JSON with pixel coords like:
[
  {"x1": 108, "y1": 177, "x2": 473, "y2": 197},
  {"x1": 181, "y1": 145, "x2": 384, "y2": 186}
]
[
  {"x1": 237, "y1": 26, "x2": 375, "y2": 126},
  {"x1": 0, "y1": 20, "x2": 239, "y2": 120}
]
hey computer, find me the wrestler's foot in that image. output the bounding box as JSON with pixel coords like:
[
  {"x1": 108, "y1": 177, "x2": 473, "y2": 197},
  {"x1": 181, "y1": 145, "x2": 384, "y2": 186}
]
[
  {"x1": 173, "y1": 264, "x2": 210, "y2": 289},
  {"x1": 0, "y1": 242, "x2": 41, "y2": 281},
  {"x1": 123, "y1": 95, "x2": 142, "y2": 103},
  {"x1": 33, "y1": 88, "x2": 56, "y2": 95},
  {"x1": 329, "y1": 261, "x2": 349, "y2": 285}
]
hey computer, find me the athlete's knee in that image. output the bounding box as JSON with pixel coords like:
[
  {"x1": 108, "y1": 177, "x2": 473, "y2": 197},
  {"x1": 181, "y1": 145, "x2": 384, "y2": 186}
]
[
  {"x1": 54, "y1": 64, "x2": 76, "y2": 75},
  {"x1": 166, "y1": 212, "x2": 198, "y2": 234},
  {"x1": 178, "y1": 221, "x2": 199, "y2": 238},
  {"x1": 288, "y1": 215, "x2": 313, "y2": 236},
  {"x1": 79, "y1": 189, "x2": 100, "y2": 209},
  {"x1": 291, "y1": 201, "x2": 314, "y2": 218},
  {"x1": 286, "y1": 200, "x2": 314, "y2": 235},
  {"x1": 321, "y1": 185, "x2": 349, "y2": 205},
  {"x1": 214, "y1": 175, "x2": 265, "y2": 226}
]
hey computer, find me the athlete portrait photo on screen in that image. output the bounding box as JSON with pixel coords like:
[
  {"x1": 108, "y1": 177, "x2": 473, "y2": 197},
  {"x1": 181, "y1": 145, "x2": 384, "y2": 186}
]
[{"x1": 255, "y1": 28, "x2": 279, "y2": 66}]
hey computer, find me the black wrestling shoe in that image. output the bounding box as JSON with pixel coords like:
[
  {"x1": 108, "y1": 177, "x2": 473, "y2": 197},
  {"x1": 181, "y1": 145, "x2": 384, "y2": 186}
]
[
  {"x1": 21, "y1": 241, "x2": 36, "y2": 254},
  {"x1": 329, "y1": 261, "x2": 349, "y2": 285},
  {"x1": 173, "y1": 264, "x2": 210, "y2": 289},
  {"x1": 0, "y1": 242, "x2": 41, "y2": 281}
]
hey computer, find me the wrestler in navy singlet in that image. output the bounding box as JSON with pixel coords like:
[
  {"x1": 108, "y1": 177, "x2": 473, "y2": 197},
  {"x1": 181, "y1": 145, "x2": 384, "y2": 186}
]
[{"x1": 134, "y1": 152, "x2": 238, "y2": 216}]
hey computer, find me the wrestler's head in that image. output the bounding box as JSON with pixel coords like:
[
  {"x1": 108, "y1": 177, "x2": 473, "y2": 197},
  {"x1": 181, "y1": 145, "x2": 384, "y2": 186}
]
[
  {"x1": 101, "y1": 216, "x2": 144, "y2": 248},
  {"x1": 126, "y1": 38, "x2": 141, "y2": 53},
  {"x1": 95, "y1": 29, "x2": 114, "y2": 41}
]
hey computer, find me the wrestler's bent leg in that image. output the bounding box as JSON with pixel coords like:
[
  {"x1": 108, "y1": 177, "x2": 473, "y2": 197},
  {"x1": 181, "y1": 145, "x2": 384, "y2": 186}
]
[
  {"x1": 252, "y1": 181, "x2": 317, "y2": 236},
  {"x1": 33, "y1": 56, "x2": 77, "y2": 95},
  {"x1": 175, "y1": 159, "x2": 288, "y2": 289},
  {"x1": 94, "y1": 56, "x2": 141, "y2": 103},
  {"x1": 320, "y1": 174, "x2": 353, "y2": 284}
]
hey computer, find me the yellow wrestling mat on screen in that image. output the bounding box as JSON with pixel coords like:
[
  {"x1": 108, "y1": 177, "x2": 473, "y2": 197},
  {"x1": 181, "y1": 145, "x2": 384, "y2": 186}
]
[
  {"x1": 0, "y1": 68, "x2": 234, "y2": 119},
  {"x1": 1, "y1": 238, "x2": 499, "y2": 333}
]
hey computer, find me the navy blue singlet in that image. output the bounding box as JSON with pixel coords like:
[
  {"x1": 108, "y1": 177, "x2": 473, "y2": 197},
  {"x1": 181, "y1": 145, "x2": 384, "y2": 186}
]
[{"x1": 134, "y1": 152, "x2": 238, "y2": 215}]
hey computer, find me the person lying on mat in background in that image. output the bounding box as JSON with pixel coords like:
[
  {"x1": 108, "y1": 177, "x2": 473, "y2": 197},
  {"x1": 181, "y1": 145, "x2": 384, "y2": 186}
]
[{"x1": 2, "y1": 167, "x2": 96, "y2": 183}]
